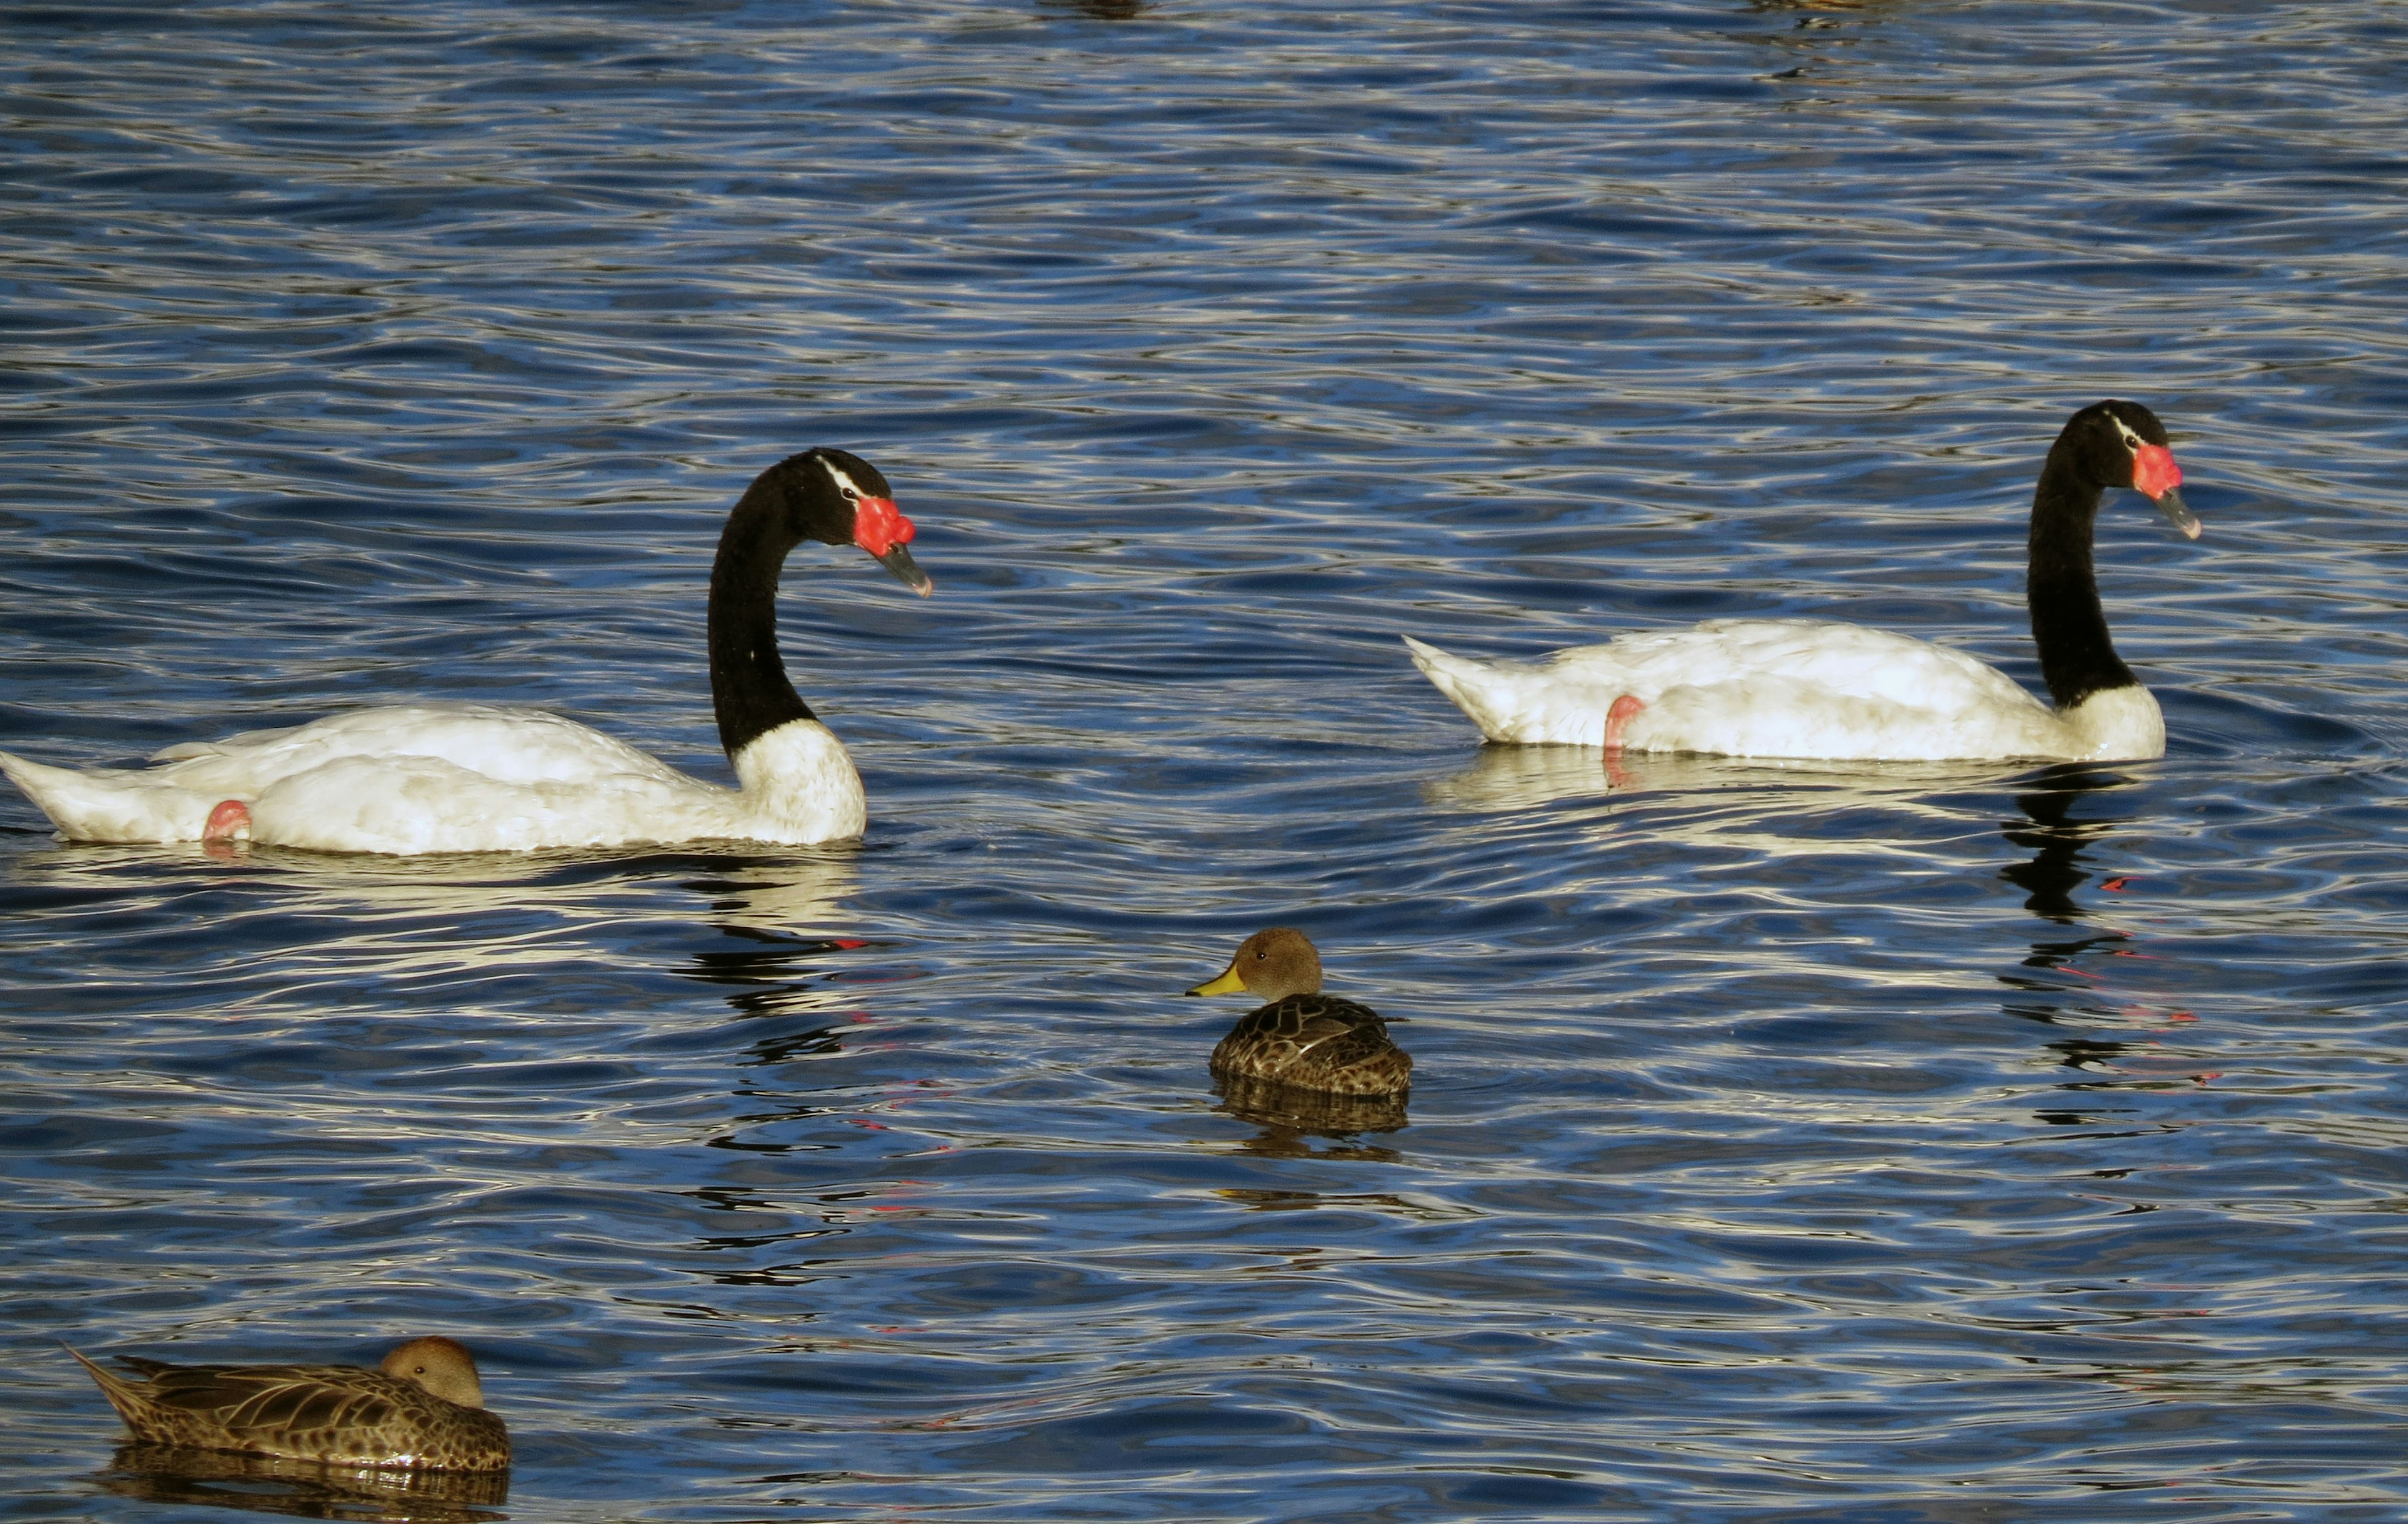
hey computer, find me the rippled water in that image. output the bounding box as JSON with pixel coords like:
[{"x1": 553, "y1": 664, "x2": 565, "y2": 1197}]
[{"x1": 8, "y1": 1, "x2": 2408, "y2": 1519}]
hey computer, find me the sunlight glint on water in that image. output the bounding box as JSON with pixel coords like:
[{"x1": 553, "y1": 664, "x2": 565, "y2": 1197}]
[{"x1": 5, "y1": 3, "x2": 2408, "y2": 1520}]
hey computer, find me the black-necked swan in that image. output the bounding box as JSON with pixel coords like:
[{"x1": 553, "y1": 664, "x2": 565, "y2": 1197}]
[
  {"x1": 0, "y1": 448, "x2": 932, "y2": 853},
  {"x1": 1405, "y1": 400, "x2": 2199, "y2": 763}
]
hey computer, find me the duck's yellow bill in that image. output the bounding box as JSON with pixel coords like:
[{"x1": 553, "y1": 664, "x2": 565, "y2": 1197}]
[{"x1": 1186, "y1": 966, "x2": 1247, "y2": 997}]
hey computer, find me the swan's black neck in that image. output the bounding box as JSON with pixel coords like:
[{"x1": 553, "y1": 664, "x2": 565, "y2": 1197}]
[
  {"x1": 2026, "y1": 441, "x2": 2135, "y2": 710},
  {"x1": 708, "y1": 476, "x2": 815, "y2": 757}
]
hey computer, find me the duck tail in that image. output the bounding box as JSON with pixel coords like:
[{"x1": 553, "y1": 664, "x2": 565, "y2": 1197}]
[{"x1": 65, "y1": 1346, "x2": 150, "y2": 1426}]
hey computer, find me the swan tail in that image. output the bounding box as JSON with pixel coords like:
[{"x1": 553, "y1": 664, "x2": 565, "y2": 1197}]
[
  {"x1": 1402, "y1": 636, "x2": 1611, "y2": 745},
  {"x1": 0, "y1": 749, "x2": 220, "y2": 843}
]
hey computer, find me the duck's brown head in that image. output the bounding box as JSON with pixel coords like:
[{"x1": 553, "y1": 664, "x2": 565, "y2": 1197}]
[
  {"x1": 1186, "y1": 927, "x2": 1324, "y2": 1003},
  {"x1": 381, "y1": 1337, "x2": 486, "y2": 1409}
]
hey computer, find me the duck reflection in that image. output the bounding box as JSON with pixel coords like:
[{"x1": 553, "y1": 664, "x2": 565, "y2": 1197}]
[
  {"x1": 1037, "y1": 0, "x2": 1147, "y2": 16},
  {"x1": 1215, "y1": 1071, "x2": 1409, "y2": 1157},
  {"x1": 98, "y1": 1444, "x2": 506, "y2": 1522},
  {"x1": 1999, "y1": 765, "x2": 2206, "y2": 1107},
  {"x1": 1743, "y1": 0, "x2": 1893, "y2": 89}
]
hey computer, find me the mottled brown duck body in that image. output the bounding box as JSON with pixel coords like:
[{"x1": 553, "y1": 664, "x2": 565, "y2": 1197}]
[{"x1": 69, "y1": 1336, "x2": 509, "y2": 1471}]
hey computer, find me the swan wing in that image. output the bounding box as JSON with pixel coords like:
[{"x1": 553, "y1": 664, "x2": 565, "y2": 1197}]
[
  {"x1": 150, "y1": 721, "x2": 315, "y2": 762},
  {"x1": 245, "y1": 752, "x2": 732, "y2": 854},
  {"x1": 147, "y1": 704, "x2": 689, "y2": 793},
  {"x1": 1410, "y1": 621, "x2": 2071, "y2": 759},
  {"x1": 6, "y1": 707, "x2": 707, "y2": 846}
]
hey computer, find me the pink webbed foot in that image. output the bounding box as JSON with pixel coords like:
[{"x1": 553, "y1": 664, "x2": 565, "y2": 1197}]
[
  {"x1": 1603, "y1": 695, "x2": 1644, "y2": 789},
  {"x1": 201, "y1": 799, "x2": 251, "y2": 856},
  {"x1": 1604, "y1": 695, "x2": 1645, "y2": 752}
]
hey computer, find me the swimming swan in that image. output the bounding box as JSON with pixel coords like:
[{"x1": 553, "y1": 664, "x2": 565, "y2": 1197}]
[
  {"x1": 1405, "y1": 401, "x2": 2199, "y2": 762},
  {"x1": 0, "y1": 448, "x2": 931, "y2": 853}
]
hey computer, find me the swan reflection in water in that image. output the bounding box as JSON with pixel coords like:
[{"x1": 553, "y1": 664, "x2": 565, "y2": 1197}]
[
  {"x1": 1999, "y1": 764, "x2": 2209, "y2": 1112},
  {"x1": 1420, "y1": 744, "x2": 2210, "y2": 1105},
  {"x1": 14, "y1": 840, "x2": 860, "y2": 991},
  {"x1": 98, "y1": 1444, "x2": 505, "y2": 1523},
  {"x1": 1420, "y1": 742, "x2": 2013, "y2": 817},
  {"x1": 1419, "y1": 742, "x2": 1622, "y2": 813},
  {"x1": 670, "y1": 853, "x2": 873, "y2": 1014}
]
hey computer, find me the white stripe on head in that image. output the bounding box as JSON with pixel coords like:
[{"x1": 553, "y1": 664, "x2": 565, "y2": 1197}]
[{"x1": 814, "y1": 455, "x2": 868, "y2": 500}]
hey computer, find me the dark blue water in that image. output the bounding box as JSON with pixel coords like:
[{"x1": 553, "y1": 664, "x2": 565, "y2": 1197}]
[{"x1": 7, "y1": 2, "x2": 2408, "y2": 1519}]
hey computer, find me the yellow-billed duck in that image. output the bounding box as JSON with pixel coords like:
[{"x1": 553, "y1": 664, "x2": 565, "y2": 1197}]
[{"x1": 1185, "y1": 927, "x2": 1412, "y2": 1097}]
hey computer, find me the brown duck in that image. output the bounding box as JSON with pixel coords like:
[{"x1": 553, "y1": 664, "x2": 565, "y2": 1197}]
[
  {"x1": 69, "y1": 1336, "x2": 510, "y2": 1471},
  {"x1": 1185, "y1": 927, "x2": 1412, "y2": 1097}
]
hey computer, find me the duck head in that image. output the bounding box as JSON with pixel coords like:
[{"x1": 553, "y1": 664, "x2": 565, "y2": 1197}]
[
  {"x1": 379, "y1": 1337, "x2": 487, "y2": 1409},
  {"x1": 1187, "y1": 927, "x2": 1324, "y2": 1002}
]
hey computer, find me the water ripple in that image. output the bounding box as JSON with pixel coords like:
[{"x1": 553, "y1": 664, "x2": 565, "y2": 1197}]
[{"x1": 6, "y1": 1, "x2": 2408, "y2": 1520}]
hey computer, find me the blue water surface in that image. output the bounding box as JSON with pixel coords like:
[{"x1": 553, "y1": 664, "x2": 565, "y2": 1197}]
[{"x1": 6, "y1": 1, "x2": 2408, "y2": 1520}]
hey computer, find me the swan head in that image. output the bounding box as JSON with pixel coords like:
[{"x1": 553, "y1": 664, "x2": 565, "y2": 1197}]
[
  {"x1": 379, "y1": 1337, "x2": 487, "y2": 1408},
  {"x1": 2077, "y1": 400, "x2": 2199, "y2": 540},
  {"x1": 1187, "y1": 927, "x2": 1326, "y2": 1002},
  {"x1": 781, "y1": 448, "x2": 935, "y2": 595}
]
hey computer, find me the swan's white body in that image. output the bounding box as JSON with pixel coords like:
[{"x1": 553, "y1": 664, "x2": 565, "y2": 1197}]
[
  {"x1": 1, "y1": 446, "x2": 929, "y2": 856},
  {"x1": 1408, "y1": 402, "x2": 2200, "y2": 765},
  {"x1": 1403, "y1": 620, "x2": 2167, "y2": 762},
  {"x1": 0, "y1": 705, "x2": 865, "y2": 853}
]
